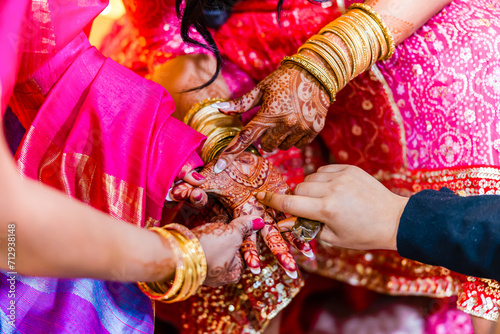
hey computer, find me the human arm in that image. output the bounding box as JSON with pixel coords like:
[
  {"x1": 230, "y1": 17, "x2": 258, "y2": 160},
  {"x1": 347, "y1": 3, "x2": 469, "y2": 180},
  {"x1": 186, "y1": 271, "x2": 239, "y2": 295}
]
[
  {"x1": 212, "y1": 0, "x2": 452, "y2": 172},
  {"x1": 0, "y1": 126, "x2": 263, "y2": 285},
  {"x1": 256, "y1": 164, "x2": 500, "y2": 281}
]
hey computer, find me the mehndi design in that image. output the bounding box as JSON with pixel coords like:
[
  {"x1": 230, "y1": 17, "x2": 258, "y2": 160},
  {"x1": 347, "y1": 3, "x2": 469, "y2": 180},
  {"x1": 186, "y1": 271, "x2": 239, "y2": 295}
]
[{"x1": 171, "y1": 152, "x2": 313, "y2": 277}]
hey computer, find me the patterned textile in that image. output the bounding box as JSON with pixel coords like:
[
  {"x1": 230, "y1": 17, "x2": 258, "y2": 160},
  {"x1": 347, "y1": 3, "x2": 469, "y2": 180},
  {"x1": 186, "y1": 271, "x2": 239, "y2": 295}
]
[
  {"x1": 101, "y1": 0, "x2": 500, "y2": 330},
  {"x1": 1, "y1": 0, "x2": 205, "y2": 332}
]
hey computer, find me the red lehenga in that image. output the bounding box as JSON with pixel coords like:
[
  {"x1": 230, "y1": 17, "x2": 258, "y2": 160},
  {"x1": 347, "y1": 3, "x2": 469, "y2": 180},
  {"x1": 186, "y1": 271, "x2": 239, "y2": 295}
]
[{"x1": 101, "y1": 0, "x2": 500, "y2": 331}]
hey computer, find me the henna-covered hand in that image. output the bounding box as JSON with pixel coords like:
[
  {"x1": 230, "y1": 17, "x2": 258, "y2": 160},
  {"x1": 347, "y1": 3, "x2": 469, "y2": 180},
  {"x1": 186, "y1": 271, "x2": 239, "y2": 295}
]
[
  {"x1": 170, "y1": 152, "x2": 314, "y2": 278},
  {"x1": 192, "y1": 215, "x2": 264, "y2": 287},
  {"x1": 211, "y1": 63, "x2": 330, "y2": 173}
]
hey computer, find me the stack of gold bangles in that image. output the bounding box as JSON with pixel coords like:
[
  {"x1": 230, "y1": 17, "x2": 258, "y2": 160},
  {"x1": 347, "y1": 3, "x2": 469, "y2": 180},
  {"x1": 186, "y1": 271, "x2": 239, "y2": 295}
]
[
  {"x1": 282, "y1": 3, "x2": 395, "y2": 102},
  {"x1": 138, "y1": 224, "x2": 207, "y2": 303},
  {"x1": 184, "y1": 98, "x2": 259, "y2": 163}
]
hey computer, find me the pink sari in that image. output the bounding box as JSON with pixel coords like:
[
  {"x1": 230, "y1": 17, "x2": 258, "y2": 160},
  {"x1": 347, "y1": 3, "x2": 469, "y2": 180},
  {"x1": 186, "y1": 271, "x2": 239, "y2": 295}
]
[{"x1": 1, "y1": 0, "x2": 205, "y2": 332}]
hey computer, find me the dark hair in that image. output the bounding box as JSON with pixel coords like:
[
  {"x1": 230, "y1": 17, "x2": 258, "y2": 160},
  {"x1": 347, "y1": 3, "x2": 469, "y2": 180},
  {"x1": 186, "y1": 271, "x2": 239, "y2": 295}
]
[{"x1": 176, "y1": 0, "x2": 329, "y2": 90}]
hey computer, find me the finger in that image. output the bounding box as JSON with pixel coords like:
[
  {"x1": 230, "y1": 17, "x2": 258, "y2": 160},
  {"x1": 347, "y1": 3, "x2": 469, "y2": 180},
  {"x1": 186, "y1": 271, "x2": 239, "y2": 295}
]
[
  {"x1": 295, "y1": 134, "x2": 315, "y2": 149},
  {"x1": 303, "y1": 172, "x2": 334, "y2": 183},
  {"x1": 255, "y1": 192, "x2": 323, "y2": 221},
  {"x1": 212, "y1": 85, "x2": 263, "y2": 115},
  {"x1": 318, "y1": 225, "x2": 338, "y2": 246},
  {"x1": 293, "y1": 182, "x2": 329, "y2": 198},
  {"x1": 167, "y1": 182, "x2": 194, "y2": 202},
  {"x1": 276, "y1": 217, "x2": 296, "y2": 232},
  {"x1": 182, "y1": 169, "x2": 206, "y2": 186},
  {"x1": 189, "y1": 188, "x2": 208, "y2": 209},
  {"x1": 214, "y1": 120, "x2": 268, "y2": 173},
  {"x1": 260, "y1": 124, "x2": 291, "y2": 152},
  {"x1": 282, "y1": 232, "x2": 314, "y2": 259},
  {"x1": 278, "y1": 133, "x2": 304, "y2": 151},
  {"x1": 240, "y1": 233, "x2": 261, "y2": 275},
  {"x1": 316, "y1": 164, "x2": 351, "y2": 173},
  {"x1": 229, "y1": 215, "x2": 266, "y2": 238},
  {"x1": 260, "y1": 213, "x2": 298, "y2": 278}
]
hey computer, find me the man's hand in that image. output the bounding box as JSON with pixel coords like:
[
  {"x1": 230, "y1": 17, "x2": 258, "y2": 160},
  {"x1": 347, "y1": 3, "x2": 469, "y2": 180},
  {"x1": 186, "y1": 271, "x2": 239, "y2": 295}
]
[{"x1": 256, "y1": 165, "x2": 409, "y2": 251}]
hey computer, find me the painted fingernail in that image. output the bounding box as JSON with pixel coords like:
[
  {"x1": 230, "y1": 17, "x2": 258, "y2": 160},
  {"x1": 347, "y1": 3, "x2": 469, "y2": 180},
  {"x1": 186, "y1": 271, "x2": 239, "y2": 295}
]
[
  {"x1": 252, "y1": 218, "x2": 265, "y2": 230},
  {"x1": 193, "y1": 192, "x2": 203, "y2": 202},
  {"x1": 165, "y1": 187, "x2": 174, "y2": 202},
  {"x1": 192, "y1": 172, "x2": 205, "y2": 181},
  {"x1": 213, "y1": 159, "x2": 227, "y2": 174},
  {"x1": 211, "y1": 102, "x2": 231, "y2": 110},
  {"x1": 255, "y1": 192, "x2": 266, "y2": 201},
  {"x1": 303, "y1": 249, "x2": 315, "y2": 259},
  {"x1": 285, "y1": 270, "x2": 298, "y2": 279},
  {"x1": 250, "y1": 267, "x2": 261, "y2": 275}
]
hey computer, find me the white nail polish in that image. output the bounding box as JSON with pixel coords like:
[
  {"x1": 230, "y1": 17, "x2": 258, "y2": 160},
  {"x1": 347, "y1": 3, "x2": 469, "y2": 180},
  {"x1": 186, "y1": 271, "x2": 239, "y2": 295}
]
[
  {"x1": 211, "y1": 102, "x2": 231, "y2": 110},
  {"x1": 250, "y1": 267, "x2": 261, "y2": 275},
  {"x1": 285, "y1": 270, "x2": 298, "y2": 279},
  {"x1": 213, "y1": 159, "x2": 227, "y2": 174},
  {"x1": 165, "y1": 187, "x2": 174, "y2": 202},
  {"x1": 303, "y1": 249, "x2": 315, "y2": 259}
]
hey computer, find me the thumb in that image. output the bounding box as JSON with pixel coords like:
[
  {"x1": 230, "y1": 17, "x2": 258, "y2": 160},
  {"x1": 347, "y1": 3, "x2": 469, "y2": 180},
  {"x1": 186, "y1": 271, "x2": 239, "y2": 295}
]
[
  {"x1": 212, "y1": 85, "x2": 263, "y2": 115},
  {"x1": 228, "y1": 215, "x2": 265, "y2": 240}
]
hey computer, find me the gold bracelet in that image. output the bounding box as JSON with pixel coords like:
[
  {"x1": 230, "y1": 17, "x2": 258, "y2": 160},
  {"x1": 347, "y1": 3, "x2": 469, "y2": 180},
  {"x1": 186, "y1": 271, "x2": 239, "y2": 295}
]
[
  {"x1": 342, "y1": 12, "x2": 378, "y2": 67},
  {"x1": 164, "y1": 223, "x2": 207, "y2": 288},
  {"x1": 322, "y1": 24, "x2": 363, "y2": 77},
  {"x1": 305, "y1": 40, "x2": 348, "y2": 88},
  {"x1": 348, "y1": 3, "x2": 395, "y2": 60},
  {"x1": 310, "y1": 35, "x2": 352, "y2": 82},
  {"x1": 349, "y1": 9, "x2": 386, "y2": 60},
  {"x1": 299, "y1": 42, "x2": 346, "y2": 90},
  {"x1": 337, "y1": 14, "x2": 372, "y2": 71},
  {"x1": 282, "y1": 54, "x2": 338, "y2": 101},
  {"x1": 168, "y1": 230, "x2": 195, "y2": 302},
  {"x1": 137, "y1": 227, "x2": 185, "y2": 300}
]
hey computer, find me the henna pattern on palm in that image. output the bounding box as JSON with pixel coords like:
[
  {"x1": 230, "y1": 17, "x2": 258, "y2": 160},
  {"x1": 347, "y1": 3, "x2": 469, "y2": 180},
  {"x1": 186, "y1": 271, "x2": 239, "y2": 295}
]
[
  {"x1": 171, "y1": 152, "x2": 312, "y2": 276},
  {"x1": 217, "y1": 63, "x2": 330, "y2": 168}
]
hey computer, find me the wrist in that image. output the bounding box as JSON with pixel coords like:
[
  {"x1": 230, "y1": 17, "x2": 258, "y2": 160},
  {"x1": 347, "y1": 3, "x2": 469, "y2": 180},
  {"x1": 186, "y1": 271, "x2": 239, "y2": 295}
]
[{"x1": 390, "y1": 195, "x2": 409, "y2": 251}]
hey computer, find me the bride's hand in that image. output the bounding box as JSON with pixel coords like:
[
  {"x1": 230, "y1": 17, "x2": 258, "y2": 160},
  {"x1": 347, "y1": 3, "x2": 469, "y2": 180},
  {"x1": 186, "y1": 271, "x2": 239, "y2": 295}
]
[
  {"x1": 193, "y1": 214, "x2": 265, "y2": 287},
  {"x1": 211, "y1": 63, "x2": 330, "y2": 173},
  {"x1": 170, "y1": 152, "x2": 313, "y2": 278}
]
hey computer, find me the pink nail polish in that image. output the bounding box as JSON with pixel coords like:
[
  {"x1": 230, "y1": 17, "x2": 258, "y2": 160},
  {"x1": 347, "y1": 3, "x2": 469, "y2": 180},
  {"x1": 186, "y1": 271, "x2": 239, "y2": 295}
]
[
  {"x1": 252, "y1": 218, "x2": 265, "y2": 230},
  {"x1": 193, "y1": 192, "x2": 203, "y2": 202},
  {"x1": 192, "y1": 172, "x2": 205, "y2": 181}
]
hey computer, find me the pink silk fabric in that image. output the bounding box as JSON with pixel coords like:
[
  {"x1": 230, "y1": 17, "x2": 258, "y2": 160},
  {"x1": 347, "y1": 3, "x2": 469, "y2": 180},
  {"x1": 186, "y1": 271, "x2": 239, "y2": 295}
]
[{"x1": 9, "y1": 0, "x2": 205, "y2": 224}]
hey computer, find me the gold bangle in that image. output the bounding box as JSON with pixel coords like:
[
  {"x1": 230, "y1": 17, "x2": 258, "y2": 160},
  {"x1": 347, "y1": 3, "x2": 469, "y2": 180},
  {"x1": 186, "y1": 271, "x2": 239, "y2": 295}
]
[
  {"x1": 168, "y1": 230, "x2": 195, "y2": 302},
  {"x1": 137, "y1": 227, "x2": 185, "y2": 300},
  {"x1": 321, "y1": 24, "x2": 363, "y2": 77},
  {"x1": 164, "y1": 223, "x2": 207, "y2": 288},
  {"x1": 349, "y1": 9, "x2": 387, "y2": 61},
  {"x1": 336, "y1": 18, "x2": 370, "y2": 73},
  {"x1": 281, "y1": 54, "x2": 337, "y2": 101},
  {"x1": 183, "y1": 97, "x2": 227, "y2": 126},
  {"x1": 310, "y1": 35, "x2": 352, "y2": 82},
  {"x1": 342, "y1": 12, "x2": 378, "y2": 67},
  {"x1": 348, "y1": 3, "x2": 395, "y2": 60},
  {"x1": 335, "y1": 17, "x2": 370, "y2": 75},
  {"x1": 299, "y1": 42, "x2": 346, "y2": 90},
  {"x1": 305, "y1": 40, "x2": 348, "y2": 87}
]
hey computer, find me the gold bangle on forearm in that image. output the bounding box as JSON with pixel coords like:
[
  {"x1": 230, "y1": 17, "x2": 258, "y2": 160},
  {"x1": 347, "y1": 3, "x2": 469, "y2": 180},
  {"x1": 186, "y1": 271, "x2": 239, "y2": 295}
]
[
  {"x1": 281, "y1": 54, "x2": 338, "y2": 101},
  {"x1": 320, "y1": 25, "x2": 358, "y2": 78},
  {"x1": 138, "y1": 227, "x2": 185, "y2": 300},
  {"x1": 299, "y1": 43, "x2": 346, "y2": 90},
  {"x1": 310, "y1": 35, "x2": 352, "y2": 81},
  {"x1": 348, "y1": 3, "x2": 395, "y2": 60},
  {"x1": 342, "y1": 13, "x2": 378, "y2": 67},
  {"x1": 349, "y1": 9, "x2": 386, "y2": 60}
]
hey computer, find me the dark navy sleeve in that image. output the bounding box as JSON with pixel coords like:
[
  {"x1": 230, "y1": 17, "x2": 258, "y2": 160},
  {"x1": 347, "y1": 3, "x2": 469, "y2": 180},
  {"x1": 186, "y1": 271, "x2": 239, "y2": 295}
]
[{"x1": 397, "y1": 188, "x2": 500, "y2": 281}]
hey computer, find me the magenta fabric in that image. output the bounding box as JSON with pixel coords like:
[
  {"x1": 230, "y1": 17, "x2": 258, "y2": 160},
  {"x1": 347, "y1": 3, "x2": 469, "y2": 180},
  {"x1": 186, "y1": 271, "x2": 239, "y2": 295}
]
[{"x1": 1, "y1": 0, "x2": 206, "y2": 332}]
